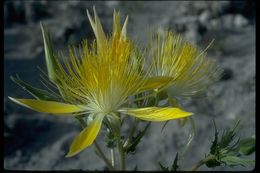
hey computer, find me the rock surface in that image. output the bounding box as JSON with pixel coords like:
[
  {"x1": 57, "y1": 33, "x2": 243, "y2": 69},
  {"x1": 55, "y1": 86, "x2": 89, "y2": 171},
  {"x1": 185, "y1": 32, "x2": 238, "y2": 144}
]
[{"x1": 4, "y1": 1, "x2": 255, "y2": 171}]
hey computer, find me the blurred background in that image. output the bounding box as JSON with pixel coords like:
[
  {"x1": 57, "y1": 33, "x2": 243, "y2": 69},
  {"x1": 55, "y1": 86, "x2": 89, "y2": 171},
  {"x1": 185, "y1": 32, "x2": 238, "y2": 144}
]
[{"x1": 4, "y1": 1, "x2": 255, "y2": 171}]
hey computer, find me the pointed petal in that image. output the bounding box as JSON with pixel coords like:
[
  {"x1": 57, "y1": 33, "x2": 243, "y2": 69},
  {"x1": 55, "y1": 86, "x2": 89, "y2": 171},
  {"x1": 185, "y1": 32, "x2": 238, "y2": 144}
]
[
  {"x1": 93, "y1": 7, "x2": 106, "y2": 45},
  {"x1": 119, "y1": 107, "x2": 192, "y2": 121},
  {"x1": 8, "y1": 97, "x2": 84, "y2": 114},
  {"x1": 113, "y1": 9, "x2": 121, "y2": 35},
  {"x1": 86, "y1": 9, "x2": 96, "y2": 33},
  {"x1": 121, "y1": 16, "x2": 129, "y2": 39},
  {"x1": 139, "y1": 76, "x2": 172, "y2": 93},
  {"x1": 66, "y1": 114, "x2": 104, "y2": 157},
  {"x1": 87, "y1": 7, "x2": 106, "y2": 50}
]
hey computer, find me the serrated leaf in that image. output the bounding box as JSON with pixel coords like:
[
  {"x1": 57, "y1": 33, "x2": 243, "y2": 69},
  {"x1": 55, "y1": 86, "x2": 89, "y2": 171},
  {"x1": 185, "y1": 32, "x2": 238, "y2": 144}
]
[
  {"x1": 10, "y1": 75, "x2": 58, "y2": 101},
  {"x1": 126, "y1": 122, "x2": 151, "y2": 154},
  {"x1": 205, "y1": 159, "x2": 221, "y2": 168},
  {"x1": 219, "y1": 120, "x2": 240, "y2": 149},
  {"x1": 239, "y1": 136, "x2": 255, "y2": 156},
  {"x1": 210, "y1": 119, "x2": 219, "y2": 155},
  {"x1": 103, "y1": 118, "x2": 117, "y2": 148},
  {"x1": 220, "y1": 156, "x2": 255, "y2": 167}
]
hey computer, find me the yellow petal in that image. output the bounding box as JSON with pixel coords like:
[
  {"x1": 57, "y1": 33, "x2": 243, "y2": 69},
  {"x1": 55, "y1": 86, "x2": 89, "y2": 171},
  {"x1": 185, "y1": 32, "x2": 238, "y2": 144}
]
[
  {"x1": 87, "y1": 7, "x2": 106, "y2": 50},
  {"x1": 112, "y1": 10, "x2": 128, "y2": 40},
  {"x1": 139, "y1": 76, "x2": 172, "y2": 93},
  {"x1": 119, "y1": 107, "x2": 192, "y2": 121},
  {"x1": 8, "y1": 97, "x2": 84, "y2": 114},
  {"x1": 113, "y1": 9, "x2": 121, "y2": 35},
  {"x1": 66, "y1": 114, "x2": 104, "y2": 157},
  {"x1": 121, "y1": 16, "x2": 129, "y2": 39}
]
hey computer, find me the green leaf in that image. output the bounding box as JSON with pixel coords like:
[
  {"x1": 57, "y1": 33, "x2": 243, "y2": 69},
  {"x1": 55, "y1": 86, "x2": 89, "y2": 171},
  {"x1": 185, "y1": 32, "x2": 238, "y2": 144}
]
[
  {"x1": 40, "y1": 23, "x2": 60, "y2": 84},
  {"x1": 171, "y1": 153, "x2": 179, "y2": 171},
  {"x1": 157, "y1": 153, "x2": 179, "y2": 171},
  {"x1": 156, "y1": 91, "x2": 168, "y2": 101},
  {"x1": 10, "y1": 75, "x2": 58, "y2": 101},
  {"x1": 210, "y1": 119, "x2": 219, "y2": 155},
  {"x1": 126, "y1": 122, "x2": 151, "y2": 154},
  {"x1": 220, "y1": 156, "x2": 255, "y2": 167},
  {"x1": 239, "y1": 136, "x2": 255, "y2": 156},
  {"x1": 146, "y1": 96, "x2": 156, "y2": 107},
  {"x1": 105, "y1": 131, "x2": 117, "y2": 148},
  {"x1": 219, "y1": 120, "x2": 240, "y2": 149},
  {"x1": 103, "y1": 118, "x2": 117, "y2": 148},
  {"x1": 205, "y1": 159, "x2": 221, "y2": 168},
  {"x1": 161, "y1": 120, "x2": 169, "y2": 133}
]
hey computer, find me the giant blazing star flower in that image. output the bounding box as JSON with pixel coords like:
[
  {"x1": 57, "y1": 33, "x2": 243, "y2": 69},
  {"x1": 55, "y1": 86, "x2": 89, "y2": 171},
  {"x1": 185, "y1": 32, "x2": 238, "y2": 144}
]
[
  {"x1": 150, "y1": 31, "x2": 222, "y2": 98},
  {"x1": 9, "y1": 8, "x2": 193, "y2": 157}
]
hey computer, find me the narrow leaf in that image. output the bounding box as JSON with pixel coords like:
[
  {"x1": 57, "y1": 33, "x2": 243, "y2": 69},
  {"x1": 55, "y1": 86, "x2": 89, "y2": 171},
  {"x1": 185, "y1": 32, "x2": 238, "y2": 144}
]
[
  {"x1": 219, "y1": 120, "x2": 240, "y2": 148},
  {"x1": 161, "y1": 120, "x2": 169, "y2": 133},
  {"x1": 239, "y1": 136, "x2": 255, "y2": 156},
  {"x1": 210, "y1": 119, "x2": 219, "y2": 155},
  {"x1": 171, "y1": 153, "x2": 179, "y2": 171},
  {"x1": 126, "y1": 122, "x2": 151, "y2": 154},
  {"x1": 10, "y1": 75, "x2": 58, "y2": 101},
  {"x1": 221, "y1": 156, "x2": 255, "y2": 167}
]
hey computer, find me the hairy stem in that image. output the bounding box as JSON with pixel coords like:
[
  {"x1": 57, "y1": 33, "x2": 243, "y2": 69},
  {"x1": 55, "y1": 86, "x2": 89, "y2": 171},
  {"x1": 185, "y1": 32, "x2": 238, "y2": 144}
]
[{"x1": 190, "y1": 155, "x2": 215, "y2": 171}]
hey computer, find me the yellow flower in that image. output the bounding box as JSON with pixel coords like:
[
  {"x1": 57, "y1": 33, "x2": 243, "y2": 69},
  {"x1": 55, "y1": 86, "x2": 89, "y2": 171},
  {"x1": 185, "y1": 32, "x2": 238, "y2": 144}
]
[
  {"x1": 150, "y1": 31, "x2": 223, "y2": 97},
  {"x1": 9, "y1": 8, "x2": 192, "y2": 157}
]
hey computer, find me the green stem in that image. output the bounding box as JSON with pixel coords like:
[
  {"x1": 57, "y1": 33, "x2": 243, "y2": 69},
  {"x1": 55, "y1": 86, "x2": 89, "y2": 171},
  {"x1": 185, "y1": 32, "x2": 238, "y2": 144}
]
[
  {"x1": 113, "y1": 114, "x2": 125, "y2": 171},
  {"x1": 118, "y1": 138, "x2": 125, "y2": 170},
  {"x1": 94, "y1": 141, "x2": 114, "y2": 170},
  {"x1": 190, "y1": 155, "x2": 215, "y2": 171},
  {"x1": 110, "y1": 148, "x2": 115, "y2": 167}
]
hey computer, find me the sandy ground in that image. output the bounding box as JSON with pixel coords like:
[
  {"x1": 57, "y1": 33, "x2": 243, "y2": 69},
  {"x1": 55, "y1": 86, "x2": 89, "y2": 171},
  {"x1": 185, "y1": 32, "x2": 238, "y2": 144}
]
[{"x1": 4, "y1": 1, "x2": 255, "y2": 171}]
